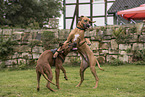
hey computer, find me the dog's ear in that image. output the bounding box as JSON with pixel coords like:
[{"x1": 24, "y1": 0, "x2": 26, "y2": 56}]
[
  {"x1": 89, "y1": 20, "x2": 96, "y2": 23},
  {"x1": 78, "y1": 15, "x2": 84, "y2": 21},
  {"x1": 59, "y1": 43, "x2": 63, "y2": 47}
]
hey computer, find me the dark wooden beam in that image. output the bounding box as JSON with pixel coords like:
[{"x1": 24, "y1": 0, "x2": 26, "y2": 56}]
[
  {"x1": 70, "y1": 6, "x2": 77, "y2": 29},
  {"x1": 65, "y1": 15, "x2": 113, "y2": 19},
  {"x1": 66, "y1": 2, "x2": 90, "y2": 5},
  {"x1": 92, "y1": 15, "x2": 113, "y2": 18},
  {"x1": 76, "y1": 0, "x2": 79, "y2": 25},
  {"x1": 104, "y1": 0, "x2": 107, "y2": 25},
  {"x1": 90, "y1": 0, "x2": 93, "y2": 26},
  {"x1": 63, "y1": 0, "x2": 66, "y2": 29}
]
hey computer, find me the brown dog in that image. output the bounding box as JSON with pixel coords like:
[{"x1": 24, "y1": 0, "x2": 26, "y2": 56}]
[
  {"x1": 36, "y1": 42, "x2": 77, "y2": 92},
  {"x1": 54, "y1": 16, "x2": 104, "y2": 88}
]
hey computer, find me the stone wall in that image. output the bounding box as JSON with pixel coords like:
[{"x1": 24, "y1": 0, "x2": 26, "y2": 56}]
[{"x1": 0, "y1": 23, "x2": 145, "y2": 66}]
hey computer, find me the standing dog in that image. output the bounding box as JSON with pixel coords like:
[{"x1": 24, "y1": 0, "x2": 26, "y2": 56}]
[
  {"x1": 36, "y1": 42, "x2": 77, "y2": 92},
  {"x1": 54, "y1": 16, "x2": 104, "y2": 88}
]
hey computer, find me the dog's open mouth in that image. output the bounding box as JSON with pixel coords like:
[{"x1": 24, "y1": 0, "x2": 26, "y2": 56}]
[{"x1": 83, "y1": 24, "x2": 90, "y2": 29}]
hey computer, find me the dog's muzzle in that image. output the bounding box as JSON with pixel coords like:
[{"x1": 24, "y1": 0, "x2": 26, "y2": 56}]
[
  {"x1": 86, "y1": 24, "x2": 90, "y2": 28},
  {"x1": 83, "y1": 24, "x2": 90, "y2": 29}
]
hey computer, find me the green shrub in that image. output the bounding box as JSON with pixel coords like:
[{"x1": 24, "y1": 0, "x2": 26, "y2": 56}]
[
  {"x1": 113, "y1": 26, "x2": 133, "y2": 44},
  {"x1": 69, "y1": 57, "x2": 81, "y2": 66},
  {"x1": 126, "y1": 48, "x2": 132, "y2": 53},
  {"x1": 27, "y1": 18, "x2": 40, "y2": 29},
  {"x1": 0, "y1": 38, "x2": 18, "y2": 61},
  {"x1": 110, "y1": 59, "x2": 124, "y2": 66},
  {"x1": 113, "y1": 27, "x2": 124, "y2": 37},
  {"x1": 18, "y1": 64, "x2": 27, "y2": 70},
  {"x1": 41, "y1": 31, "x2": 59, "y2": 50},
  {"x1": 132, "y1": 49, "x2": 145, "y2": 62},
  {"x1": 132, "y1": 61, "x2": 145, "y2": 65},
  {"x1": 100, "y1": 26, "x2": 107, "y2": 32},
  {"x1": 0, "y1": 62, "x2": 6, "y2": 69},
  {"x1": 18, "y1": 59, "x2": 36, "y2": 70},
  {"x1": 128, "y1": 26, "x2": 137, "y2": 33}
]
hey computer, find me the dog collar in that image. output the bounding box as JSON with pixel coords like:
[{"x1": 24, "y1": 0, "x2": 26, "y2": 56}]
[{"x1": 77, "y1": 26, "x2": 85, "y2": 31}]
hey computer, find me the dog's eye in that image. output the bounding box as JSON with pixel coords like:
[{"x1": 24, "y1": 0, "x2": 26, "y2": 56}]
[{"x1": 84, "y1": 20, "x2": 87, "y2": 22}]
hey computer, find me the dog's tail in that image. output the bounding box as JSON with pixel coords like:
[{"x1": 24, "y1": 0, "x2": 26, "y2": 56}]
[
  {"x1": 37, "y1": 66, "x2": 56, "y2": 86},
  {"x1": 96, "y1": 59, "x2": 104, "y2": 71},
  {"x1": 42, "y1": 73, "x2": 56, "y2": 86}
]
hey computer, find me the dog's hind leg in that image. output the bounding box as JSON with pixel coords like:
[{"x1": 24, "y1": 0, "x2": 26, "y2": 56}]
[
  {"x1": 76, "y1": 59, "x2": 89, "y2": 87},
  {"x1": 36, "y1": 71, "x2": 41, "y2": 91},
  {"x1": 45, "y1": 70, "x2": 55, "y2": 92},
  {"x1": 90, "y1": 63, "x2": 99, "y2": 88},
  {"x1": 38, "y1": 64, "x2": 55, "y2": 86},
  {"x1": 55, "y1": 66, "x2": 60, "y2": 89}
]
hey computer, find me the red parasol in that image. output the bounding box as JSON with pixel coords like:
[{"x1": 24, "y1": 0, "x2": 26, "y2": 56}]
[{"x1": 117, "y1": 4, "x2": 145, "y2": 20}]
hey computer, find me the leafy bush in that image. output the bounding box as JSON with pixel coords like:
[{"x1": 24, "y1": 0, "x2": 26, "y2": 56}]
[
  {"x1": 113, "y1": 26, "x2": 133, "y2": 44},
  {"x1": 128, "y1": 26, "x2": 137, "y2": 33},
  {"x1": 18, "y1": 62, "x2": 27, "y2": 70},
  {"x1": 0, "y1": 38, "x2": 18, "y2": 61},
  {"x1": 0, "y1": 37, "x2": 18, "y2": 69},
  {"x1": 126, "y1": 48, "x2": 132, "y2": 53},
  {"x1": 109, "y1": 59, "x2": 124, "y2": 66},
  {"x1": 132, "y1": 49, "x2": 145, "y2": 62},
  {"x1": 100, "y1": 26, "x2": 107, "y2": 32},
  {"x1": 41, "y1": 31, "x2": 59, "y2": 50},
  {"x1": 27, "y1": 18, "x2": 40, "y2": 29},
  {"x1": 132, "y1": 61, "x2": 145, "y2": 65},
  {"x1": 113, "y1": 27, "x2": 125, "y2": 37},
  {"x1": 0, "y1": 62, "x2": 7, "y2": 70},
  {"x1": 69, "y1": 57, "x2": 81, "y2": 66}
]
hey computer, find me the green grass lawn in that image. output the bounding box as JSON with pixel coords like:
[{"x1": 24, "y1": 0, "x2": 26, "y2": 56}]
[{"x1": 0, "y1": 65, "x2": 145, "y2": 97}]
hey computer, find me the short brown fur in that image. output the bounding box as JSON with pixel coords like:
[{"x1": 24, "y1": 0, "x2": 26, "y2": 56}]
[
  {"x1": 54, "y1": 16, "x2": 104, "y2": 88},
  {"x1": 36, "y1": 42, "x2": 76, "y2": 92}
]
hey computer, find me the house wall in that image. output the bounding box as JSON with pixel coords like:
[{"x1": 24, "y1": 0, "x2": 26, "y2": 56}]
[{"x1": 63, "y1": 0, "x2": 114, "y2": 29}]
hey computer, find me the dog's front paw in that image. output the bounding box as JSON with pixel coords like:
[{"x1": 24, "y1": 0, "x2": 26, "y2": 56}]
[{"x1": 64, "y1": 76, "x2": 68, "y2": 80}]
